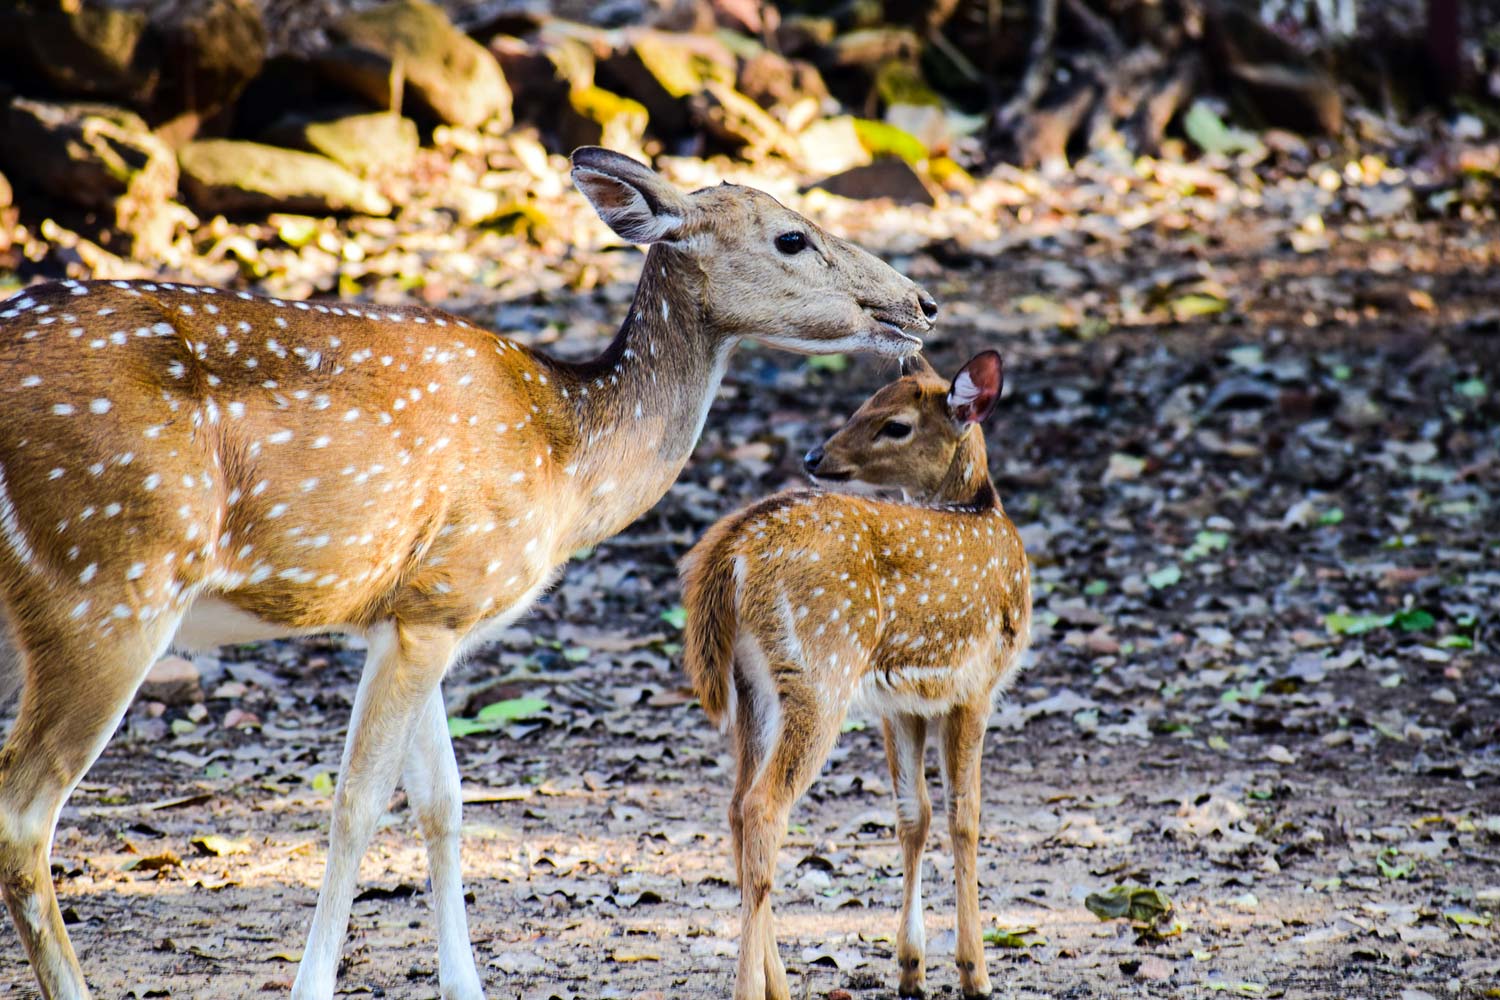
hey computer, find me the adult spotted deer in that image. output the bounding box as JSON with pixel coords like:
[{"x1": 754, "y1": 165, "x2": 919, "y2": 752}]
[
  {"x1": 680, "y1": 351, "x2": 1030, "y2": 1000},
  {"x1": 0, "y1": 147, "x2": 935, "y2": 1000}
]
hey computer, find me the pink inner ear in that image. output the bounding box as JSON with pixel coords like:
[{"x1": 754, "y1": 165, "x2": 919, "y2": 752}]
[{"x1": 948, "y1": 353, "x2": 1003, "y2": 422}]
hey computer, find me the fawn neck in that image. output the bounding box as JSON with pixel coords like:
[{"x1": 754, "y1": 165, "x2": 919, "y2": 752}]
[
  {"x1": 930, "y1": 427, "x2": 995, "y2": 509},
  {"x1": 550, "y1": 245, "x2": 730, "y2": 550}
]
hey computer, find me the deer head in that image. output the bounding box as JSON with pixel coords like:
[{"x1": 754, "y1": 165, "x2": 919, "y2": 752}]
[
  {"x1": 570, "y1": 146, "x2": 937, "y2": 358},
  {"x1": 802, "y1": 350, "x2": 1004, "y2": 499}
]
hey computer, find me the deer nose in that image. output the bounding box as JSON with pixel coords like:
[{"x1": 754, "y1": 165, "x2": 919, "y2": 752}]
[
  {"x1": 918, "y1": 291, "x2": 938, "y2": 321},
  {"x1": 803, "y1": 445, "x2": 824, "y2": 475}
]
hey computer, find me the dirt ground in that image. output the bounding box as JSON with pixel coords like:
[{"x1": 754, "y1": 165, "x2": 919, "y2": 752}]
[{"x1": 2, "y1": 210, "x2": 1497, "y2": 1000}]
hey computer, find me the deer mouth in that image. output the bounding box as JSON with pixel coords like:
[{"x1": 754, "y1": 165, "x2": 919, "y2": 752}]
[
  {"x1": 870, "y1": 314, "x2": 925, "y2": 351},
  {"x1": 809, "y1": 469, "x2": 852, "y2": 484}
]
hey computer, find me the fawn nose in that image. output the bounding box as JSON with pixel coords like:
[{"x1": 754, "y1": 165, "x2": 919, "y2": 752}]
[
  {"x1": 918, "y1": 291, "x2": 938, "y2": 322},
  {"x1": 803, "y1": 445, "x2": 824, "y2": 475}
]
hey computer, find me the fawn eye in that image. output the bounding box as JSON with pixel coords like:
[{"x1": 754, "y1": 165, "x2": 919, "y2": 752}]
[
  {"x1": 775, "y1": 232, "x2": 807, "y2": 255},
  {"x1": 878, "y1": 421, "x2": 912, "y2": 440}
]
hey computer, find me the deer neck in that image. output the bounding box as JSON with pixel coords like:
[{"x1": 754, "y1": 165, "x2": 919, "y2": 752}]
[
  {"x1": 551, "y1": 244, "x2": 732, "y2": 550},
  {"x1": 932, "y1": 427, "x2": 996, "y2": 509}
]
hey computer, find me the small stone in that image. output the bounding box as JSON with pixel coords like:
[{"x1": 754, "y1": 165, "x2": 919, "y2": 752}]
[
  {"x1": 809, "y1": 158, "x2": 935, "y2": 207},
  {"x1": 1430, "y1": 687, "x2": 1457, "y2": 704},
  {"x1": 1135, "y1": 956, "x2": 1174, "y2": 981},
  {"x1": 1264, "y1": 744, "x2": 1297, "y2": 765},
  {"x1": 139, "y1": 656, "x2": 202, "y2": 707},
  {"x1": 210, "y1": 680, "x2": 248, "y2": 700},
  {"x1": 222, "y1": 708, "x2": 260, "y2": 730}
]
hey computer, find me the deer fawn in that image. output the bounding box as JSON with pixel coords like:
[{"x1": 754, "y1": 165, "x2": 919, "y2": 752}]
[
  {"x1": 0, "y1": 147, "x2": 936, "y2": 1000},
  {"x1": 680, "y1": 351, "x2": 1029, "y2": 1000}
]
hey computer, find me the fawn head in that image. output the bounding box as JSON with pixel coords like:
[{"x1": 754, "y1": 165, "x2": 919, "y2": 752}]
[
  {"x1": 803, "y1": 351, "x2": 1004, "y2": 498},
  {"x1": 570, "y1": 146, "x2": 936, "y2": 358}
]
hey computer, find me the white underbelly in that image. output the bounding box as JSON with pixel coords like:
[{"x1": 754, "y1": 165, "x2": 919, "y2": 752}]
[
  {"x1": 851, "y1": 648, "x2": 1005, "y2": 720},
  {"x1": 171, "y1": 596, "x2": 341, "y2": 653},
  {"x1": 171, "y1": 573, "x2": 559, "y2": 659}
]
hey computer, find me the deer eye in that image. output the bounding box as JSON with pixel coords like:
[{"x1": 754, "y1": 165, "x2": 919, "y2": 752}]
[
  {"x1": 775, "y1": 232, "x2": 807, "y2": 254},
  {"x1": 878, "y1": 421, "x2": 912, "y2": 440}
]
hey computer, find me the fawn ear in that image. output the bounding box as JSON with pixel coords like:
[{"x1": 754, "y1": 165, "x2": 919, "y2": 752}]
[
  {"x1": 947, "y1": 351, "x2": 1004, "y2": 424},
  {"x1": 571, "y1": 147, "x2": 689, "y2": 245},
  {"x1": 900, "y1": 353, "x2": 938, "y2": 378}
]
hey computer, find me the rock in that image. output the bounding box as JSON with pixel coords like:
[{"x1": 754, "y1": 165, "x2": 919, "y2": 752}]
[
  {"x1": 597, "y1": 28, "x2": 737, "y2": 135},
  {"x1": 827, "y1": 27, "x2": 922, "y2": 70},
  {"x1": 810, "y1": 157, "x2": 935, "y2": 207},
  {"x1": 1229, "y1": 63, "x2": 1343, "y2": 136},
  {"x1": 320, "y1": 0, "x2": 512, "y2": 129},
  {"x1": 693, "y1": 82, "x2": 798, "y2": 159},
  {"x1": 0, "y1": 0, "x2": 265, "y2": 134},
  {"x1": 736, "y1": 48, "x2": 831, "y2": 112},
  {"x1": 0, "y1": 98, "x2": 180, "y2": 254},
  {"x1": 272, "y1": 112, "x2": 421, "y2": 176},
  {"x1": 0, "y1": 3, "x2": 152, "y2": 103},
  {"x1": 564, "y1": 87, "x2": 649, "y2": 157},
  {"x1": 492, "y1": 25, "x2": 646, "y2": 155},
  {"x1": 140, "y1": 655, "x2": 202, "y2": 706},
  {"x1": 1205, "y1": 5, "x2": 1343, "y2": 135},
  {"x1": 797, "y1": 116, "x2": 871, "y2": 174},
  {"x1": 178, "y1": 140, "x2": 392, "y2": 216},
  {"x1": 146, "y1": 0, "x2": 267, "y2": 137}
]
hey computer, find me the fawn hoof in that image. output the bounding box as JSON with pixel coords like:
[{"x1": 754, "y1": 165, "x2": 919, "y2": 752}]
[
  {"x1": 956, "y1": 958, "x2": 992, "y2": 999},
  {"x1": 897, "y1": 955, "x2": 926, "y2": 998}
]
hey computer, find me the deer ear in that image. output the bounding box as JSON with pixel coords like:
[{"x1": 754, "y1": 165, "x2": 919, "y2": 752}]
[
  {"x1": 571, "y1": 146, "x2": 689, "y2": 245},
  {"x1": 947, "y1": 351, "x2": 1003, "y2": 424},
  {"x1": 900, "y1": 353, "x2": 937, "y2": 378}
]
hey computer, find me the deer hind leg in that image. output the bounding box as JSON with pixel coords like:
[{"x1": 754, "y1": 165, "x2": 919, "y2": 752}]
[
  {"x1": 882, "y1": 713, "x2": 931, "y2": 998},
  {"x1": 402, "y1": 687, "x2": 484, "y2": 1000},
  {"x1": 734, "y1": 675, "x2": 842, "y2": 1000},
  {"x1": 291, "y1": 621, "x2": 458, "y2": 1000},
  {"x1": 939, "y1": 699, "x2": 993, "y2": 999},
  {"x1": 0, "y1": 602, "x2": 181, "y2": 1000}
]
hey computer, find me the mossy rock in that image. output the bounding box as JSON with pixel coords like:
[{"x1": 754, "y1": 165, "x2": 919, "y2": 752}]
[
  {"x1": 302, "y1": 113, "x2": 421, "y2": 176},
  {"x1": 179, "y1": 140, "x2": 392, "y2": 216},
  {"x1": 321, "y1": 0, "x2": 512, "y2": 129}
]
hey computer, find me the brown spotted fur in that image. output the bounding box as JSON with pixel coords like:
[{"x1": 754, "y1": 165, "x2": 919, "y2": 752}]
[{"x1": 680, "y1": 352, "x2": 1030, "y2": 1000}]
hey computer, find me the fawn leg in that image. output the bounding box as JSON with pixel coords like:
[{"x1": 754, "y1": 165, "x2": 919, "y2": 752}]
[
  {"x1": 0, "y1": 612, "x2": 179, "y2": 1000},
  {"x1": 403, "y1": 688, "x2": 485, "y2": 1000},
  {"x1": 940, "y1": 699, "x2": 992, "y2": 999},
  {"x1": 728, "y1": 666, "x2": 767, "y2": 889},
  {"x1": 883, "y1": 713, "x2": 930, "y2": 998},
  {"x1": 292, "y1": 622, "x2": 457, "y2": 1000},
  {"x1": 734, "y1": 683, "x2": 840, "y2": 1000}
]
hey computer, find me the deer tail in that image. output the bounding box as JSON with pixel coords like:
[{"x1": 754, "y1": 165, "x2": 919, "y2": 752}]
[{"x1": 678, "y1": 522, "x2": 743, "y2": 729}]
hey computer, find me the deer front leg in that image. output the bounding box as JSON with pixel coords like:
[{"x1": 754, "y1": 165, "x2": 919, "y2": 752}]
[
  {"x1": 940, "y1": 700, "x2": 992, "y2": 999},
  {"x1": 403, "y1": 688, "x2": 485, "y2": 1000},
  {"x1": 883, "y1": 714, "x2": 931, "y2": 998},
  {"x1": 291, "y1": 622, "x2": 457, "y2": 1000}
]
